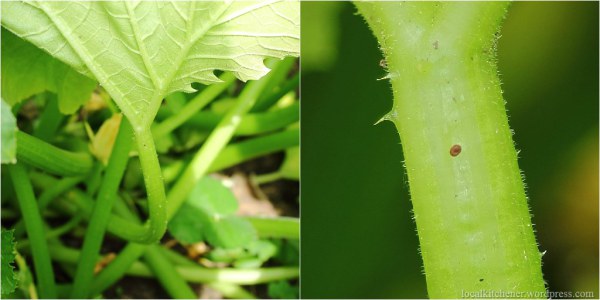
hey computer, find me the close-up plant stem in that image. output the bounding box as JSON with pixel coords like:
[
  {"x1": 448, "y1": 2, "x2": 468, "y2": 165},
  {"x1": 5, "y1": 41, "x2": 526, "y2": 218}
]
[
  {"x1": 8, "y1": 164, "x2": 57, "y2": 299},
  {"x1": 70, "y1": 116, "x2": 133, "y2": 298},
  {"x1": 355, "y1": 2, "x2": 546, "y2": 297}
]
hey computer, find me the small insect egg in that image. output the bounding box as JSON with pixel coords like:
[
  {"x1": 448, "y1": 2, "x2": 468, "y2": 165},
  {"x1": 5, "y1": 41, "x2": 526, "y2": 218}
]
[
  {"x1": 450, "y1": 144, "x2": 462, "y2": 157},
  {"x1": 379, "y1": 59, "x2": 388, "y2": 69}
]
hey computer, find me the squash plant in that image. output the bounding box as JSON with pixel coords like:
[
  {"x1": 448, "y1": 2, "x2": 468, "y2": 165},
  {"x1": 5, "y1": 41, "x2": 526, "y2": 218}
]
[
  {"x1": 1, "y1": 1, "x2": 299, "y2": 299},
  {"x1": 353, "y1": 2, "x2": 546, "y2": 298}
]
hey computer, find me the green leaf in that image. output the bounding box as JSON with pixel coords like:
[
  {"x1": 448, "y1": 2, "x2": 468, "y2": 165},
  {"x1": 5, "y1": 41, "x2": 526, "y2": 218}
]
[
  {"x1": 168, "y1": 177, "x2": 257, "y2": 248},
  {"x1": 167, "y1": 202, "x2": 206, "y2": 244},
  {"x1": 1, "y1": 1, "x2": 300, "y2": 127},
  {"x1": 189, "y1": 176, "x2": 238, "y2": 216},
  {"x1": 206, "y1": 247, "x2": 247, "y2": 264},
  {"x1": 205, "y1": 215, "x2": 256, "y2": 249},
  {"x1": 1, "y1": 99, "x2": 17, "y2": 164},
  {"x1": 1, "y1": 29, "x2": 97, "y2": 114},
  {"x1": 232, "y1": 239, "x2": 278, "y2": 268},
  {"x1": 267, "y1": 280, "x2": 299, "y2": 299},
  {"x1": 1, "y1": 229, "x2": 17, "y2": 295}
]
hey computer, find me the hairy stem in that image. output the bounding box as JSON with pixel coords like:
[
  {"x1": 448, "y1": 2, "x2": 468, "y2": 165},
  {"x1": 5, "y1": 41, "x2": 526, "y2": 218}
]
[
  {"x1": 133, "y1": 127, "x2": 168, "y2": 243},
  {"x1": 355, "y1": 2, "x2": 545, "y2": 297}
]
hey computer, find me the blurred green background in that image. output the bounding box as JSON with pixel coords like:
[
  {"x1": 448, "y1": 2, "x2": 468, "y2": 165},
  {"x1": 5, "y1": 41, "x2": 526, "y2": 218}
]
[{"x1": 301, "y1": 2, "x2": 598, "y2": 298}]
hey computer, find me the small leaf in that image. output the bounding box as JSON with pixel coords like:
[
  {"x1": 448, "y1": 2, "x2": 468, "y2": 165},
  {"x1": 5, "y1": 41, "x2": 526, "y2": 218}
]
[
  {"x1": 205, "y1": 215, "x2": 256, "y2": 249},
  {"x1": 268, "y1": 280, "x2": 299, "y2": 299},
  {"x1": 0, "y1": 29, "x2": 96, "y2": 114},
  {"x1": 1, "y1": 229, "x2": 18, "y2": 295},
  {"x1": 189, "y1": 177, "x2": 239, "y2": 216},
  {"x1": 232, "y1": 239, "x2": 277, "y2": 268},
  {"x1": 1, "y1": 1, "x2": 300, "y2": 127},
  {"x1": 1, "y1": 99, "x2": 17, "y2": 164},
  {"x1": 168, "y1": 177, "x2": 257, "y2": 248},
  {"x1": 206, "y1": 247, "x2": 247, "y2": 264},
  {"x1": 168, "y1": 202, "x2": 206, "y2": 244}
]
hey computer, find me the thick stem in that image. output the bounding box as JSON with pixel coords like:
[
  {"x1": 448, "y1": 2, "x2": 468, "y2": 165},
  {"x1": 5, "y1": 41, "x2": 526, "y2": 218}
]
[
  {"x1": 355, "y1": 2, "x2": 545, "y2": 298},
  {"x1": 133, "y1": 127, "x2": 168, "y2": 243},
  {"x1": 16, "y1": 131, "x2": 93, "y2": 176}
]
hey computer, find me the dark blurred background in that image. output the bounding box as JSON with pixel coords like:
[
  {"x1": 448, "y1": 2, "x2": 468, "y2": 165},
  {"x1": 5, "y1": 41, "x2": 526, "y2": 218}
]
[{"x1": 300, "y1": 2, "x2": 598, "y2": 298}]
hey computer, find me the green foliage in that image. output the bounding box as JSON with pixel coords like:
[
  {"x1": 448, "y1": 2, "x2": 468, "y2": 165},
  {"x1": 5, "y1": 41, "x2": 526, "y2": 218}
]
[
  {"x1": 1, "y1": 1, "x2": 300, "y2": 127},
  {"x1": 1, "y1": 29, "x2": 96, "y2": 114},
  {"x1": 268, "y1": 280, "x2": 299, "y2": 299},
  {"x1": 207, "y1": 239, "x2": 278, "y2": 268},
  {"x1": 168, "y1": 177, "x2": 257, "y2": 248},
  {"x1": 1, "y1": 99, "x2": 16, "y2": 164},
  {"x1": 1, "y1": 2, "x2": 299, "y2": 297},
  {"x1": 1, "y1": 229, "x2": 17, "y2": 295}
]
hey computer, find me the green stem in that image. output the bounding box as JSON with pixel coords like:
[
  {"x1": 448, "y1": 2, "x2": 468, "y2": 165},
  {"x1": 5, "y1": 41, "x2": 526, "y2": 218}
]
[
  {"x1": 355, "y1": 2, "x2": 545, "y2": 297},
  {"x1": 253, "y1": 72, "x2": 299, "y2": 112},
  {"x1": 8, "y1": 164, "x2": 57, "y2": 298},
  {"x1": 33, "y1": 93, "x2": 63, "y2": 142},
  {"x1": 162, "y1": 127, "x2": 300, "y2": 184},
  {"x1": 14, "y1": 175, "x2": 84, "y2": 237},
  {"x1": 17, "y1": 215, "x2": 83, "y2": 251},
  {"x1": 89, "y1": 65, "x2": 286, "y2": 295},
  {"x1": 85, "y1": 162, "x2": 104, "y2": 196},
  {"x1": 46, "y1": 244, "x2": 299, "y2": 285},
  {"x1": 253, "y1": 171, "x2": 283, "y2": 185},
  {"x1": 187, "y1": 102, "x2": 299, "y2": 136},
  {"x1": 16, "y1": 131, "x2": 93, "y2": 176},
  {"x1": 251, "y1": 57, "x2": 298, "y2": 112},
  {"x1": 152, "y1": 72, "x2": 237, "y2": 139},
  {"x1": 132, "y1": 127, "x2": 168, "y2": 243},
  {"x1": 91, "y1": 243, "x2": 148, "y2": 295},
  {"x1": 208, "y1": 127, "x2": 299, "y2": 172},
  {"x1": 74, "y1": 186, "x2": 195, "y2": 298},
  {"x1": 166, "y1": 70, "x2": 273, "y2": 219},
  {"x1": 207, "y1": 283, "x2": 257, "y2": 299},
  {"x1": 244, "y1": 216, "x2": 299, "y2": 239},
  {"x1": 70, "y1": 116, "x2": 133, "y2": 298},
  {"x1": 143, "y1": 245, "x2": 197, "y2": 299},
  {"x1": 136, "y1": 266, "x2": 299, "y2": 285}
]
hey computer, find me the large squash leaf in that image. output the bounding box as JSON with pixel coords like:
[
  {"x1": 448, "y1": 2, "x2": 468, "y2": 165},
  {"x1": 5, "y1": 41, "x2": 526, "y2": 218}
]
[
  {"x1": 1, "y1": 1, "x2": 299, "y2": 127},
  {"x1": 1, "y1": 28, "x2": 97, "y2": 114}
]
